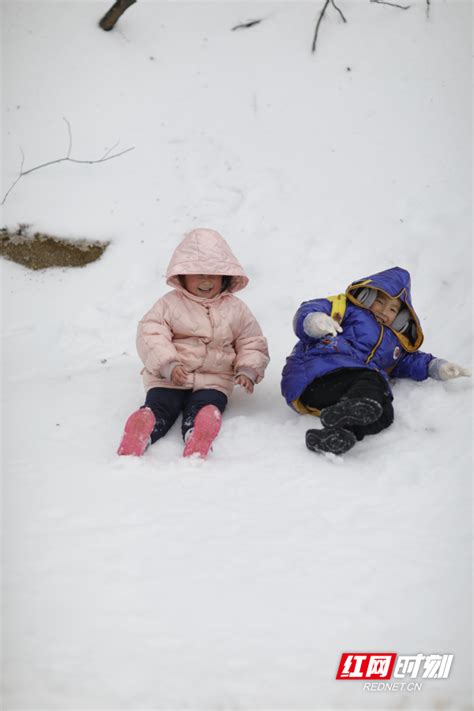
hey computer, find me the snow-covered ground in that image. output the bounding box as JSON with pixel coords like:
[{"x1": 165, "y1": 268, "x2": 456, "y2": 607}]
[{"x1": 1, "y1": 1, "x2": 472, "y2": 709}]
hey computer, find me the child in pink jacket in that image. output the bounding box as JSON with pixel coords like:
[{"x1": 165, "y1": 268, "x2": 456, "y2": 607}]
[{"x1": 117, "y1": 228, "x2": 270, "y2": 458}]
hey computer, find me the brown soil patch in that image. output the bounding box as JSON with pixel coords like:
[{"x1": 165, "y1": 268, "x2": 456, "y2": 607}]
[{"x1": 0, "y1": 228, "x2": 109, "y2": 270}]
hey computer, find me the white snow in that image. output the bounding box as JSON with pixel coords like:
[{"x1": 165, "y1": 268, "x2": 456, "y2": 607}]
[{"x1": 1, "y1": 1, "x2": 472, "y2": 709}]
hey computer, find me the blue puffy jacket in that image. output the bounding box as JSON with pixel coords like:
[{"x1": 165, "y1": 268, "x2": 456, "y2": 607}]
[{"x1": 281, "y1": 267, "x2": 435, "y2": 411}]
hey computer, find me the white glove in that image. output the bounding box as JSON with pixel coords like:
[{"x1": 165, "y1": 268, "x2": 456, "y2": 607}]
[
  {"x1": 429, "y1": 359, "x2": 472, "y2": 381},
  {"x1": 303, "y1": 312, "x2": 343, "y2": 339}
]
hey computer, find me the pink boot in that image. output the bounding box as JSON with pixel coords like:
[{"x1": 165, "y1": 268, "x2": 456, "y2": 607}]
[
  {"x1": 183, "y1": 405, "x2": 222, "y2": 459},
  {"x1": 117, "y1": 407, "x2": 155, "y2": 456}
]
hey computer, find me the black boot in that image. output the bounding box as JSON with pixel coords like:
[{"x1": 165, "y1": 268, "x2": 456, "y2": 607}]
[
  {"x1": 320, "y1": 397, "x2": 382, "y2": 429},
  {"x1": 306, "y1": 427, "x2": 357, "y2": 455}
]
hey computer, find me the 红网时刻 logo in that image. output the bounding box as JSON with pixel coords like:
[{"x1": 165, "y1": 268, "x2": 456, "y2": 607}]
[{"x1": 336, "y1": 652, "x2": 454, "y2": 692}]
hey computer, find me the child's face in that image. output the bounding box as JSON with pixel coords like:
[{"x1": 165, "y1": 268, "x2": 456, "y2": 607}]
[
  {"x1": 182, "y1": 274, "x2": 223, "y2": 298},
  {"x1": 369, "y1": 291, "x2": 402, "y2": 327}
]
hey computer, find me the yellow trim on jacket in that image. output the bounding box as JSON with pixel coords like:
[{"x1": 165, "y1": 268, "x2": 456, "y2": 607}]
[{"x1": 292, "y1": 399, "x2": 321, "y2": 417}]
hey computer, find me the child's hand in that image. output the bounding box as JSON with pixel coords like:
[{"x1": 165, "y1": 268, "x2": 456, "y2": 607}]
[
  {"x1": 303, "y1": 312, "x2": 343, "y2": 339},
  {"x1": 235, "y1": 374, "x2": 254, "y2": 393},
  {"x1": 436, "y1": 361, "x2": 471, "y2": 381},
  {"x1": 171, "y1": 364, "x2": 189, "y2": 386}
]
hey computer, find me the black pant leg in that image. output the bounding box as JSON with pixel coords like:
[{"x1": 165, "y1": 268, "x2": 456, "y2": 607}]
[
  {"x1": 301, "y1": 368, "x2": 394, "y2": 441},
  {"x1": 344, "y1": 369, "x2": 391, "y2": 404},
  {"x1": 181, "y1": 389, "x2": 228, "y2": 440},
  {"x1": 300, "y1": 368, "x2": 363, "y2": 410},
  {"x1": 143, "y1": 387, "x2": 189, "y2": 443},
  {"x1": 344, "y1": 370, "x2": 394, "y2": 439}
]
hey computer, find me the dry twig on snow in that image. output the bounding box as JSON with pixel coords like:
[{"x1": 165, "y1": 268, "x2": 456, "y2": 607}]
[
  {"x1": 312, "y1": 0, "x2": 414, "y2": 54},
  {"x1": 231, "y1": 19, "x2": 263, "y2": 31},
  {"x1": 99, "y1": 0, "x2": 136, "y2": 31},
  {"x1": 2, "y1": 118, "x2": 134, "y2": 206},
  {"x1": 330, "y1": 0, "x2": 347, "y2": 23},
  {"x1": 370, "y1": 0, "x2": 410, "y2": 9},
  {"x1": 312, "y1": 0, "x2": 347, "y2": 54}
]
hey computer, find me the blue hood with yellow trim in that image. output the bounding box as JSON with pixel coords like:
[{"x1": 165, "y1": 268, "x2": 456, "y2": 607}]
[
  {"x1": 351, "y1": 266, "x2": 413, "y2": 299},
  {"x1": 281, "y1": 267, "x2": 433, "y2": 410},
  {"x1": 346, "y1": 266, "x2": 424, "y2": 351}
]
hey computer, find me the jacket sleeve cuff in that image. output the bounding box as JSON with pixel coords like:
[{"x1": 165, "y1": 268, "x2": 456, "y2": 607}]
[
  {"x1": 428, "y1": 358, "x2": 447, "y2": 380},
  {"x1": 160, "y1": 361, "x2": 181, "y2": 381},
  {"x1": 234, "y1": 367, "x2": 257, "y2": 383}
]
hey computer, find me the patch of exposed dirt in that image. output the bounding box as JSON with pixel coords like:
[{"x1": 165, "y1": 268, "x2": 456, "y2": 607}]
[{"x1": 0, "y1": 227, "x2": 109, "y2": 270}]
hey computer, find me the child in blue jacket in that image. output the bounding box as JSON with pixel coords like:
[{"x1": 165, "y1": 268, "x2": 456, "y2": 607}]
[{"x1": 281, "y1": 267, "x2": 470, "y2": 455}]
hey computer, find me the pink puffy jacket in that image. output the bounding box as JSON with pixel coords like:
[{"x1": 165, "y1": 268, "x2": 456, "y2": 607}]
[{"x1": 137, "y1": 229, "x2": 270, "y2": 396}]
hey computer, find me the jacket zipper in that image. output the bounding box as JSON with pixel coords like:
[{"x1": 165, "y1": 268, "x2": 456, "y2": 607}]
[{"x1": 365, "y1": 325, "x2": 384, "y2": 364}]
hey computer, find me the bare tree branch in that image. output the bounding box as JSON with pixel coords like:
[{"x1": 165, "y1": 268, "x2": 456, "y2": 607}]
[
  {"x1": 370, "y1": 0, "x2": 411, "y2": 9},
  {"x1": 331, "y1": 0, "x2": 347, "y2": 23},
  {"x1": 99, "y1": 0, "x2": 136, "y2": 31},
  {"x1": 312, "y1": 0, "x2": 349, "y2": 53},
  {"x1": 2, "y1": 122, "x2": 135, "y2": 205},
  {"x1": 311, "y1": 0, "x2": 414, "y2": 56},
  {"x1": 1, "y1": 150, "x2": 25, "y2": 206},
  {"x1": 101, "y1": 140, "x2": 120, "y2": 160},
  {"x1": 312, "y1": 0, "x2": 331, "y2": 53}
]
